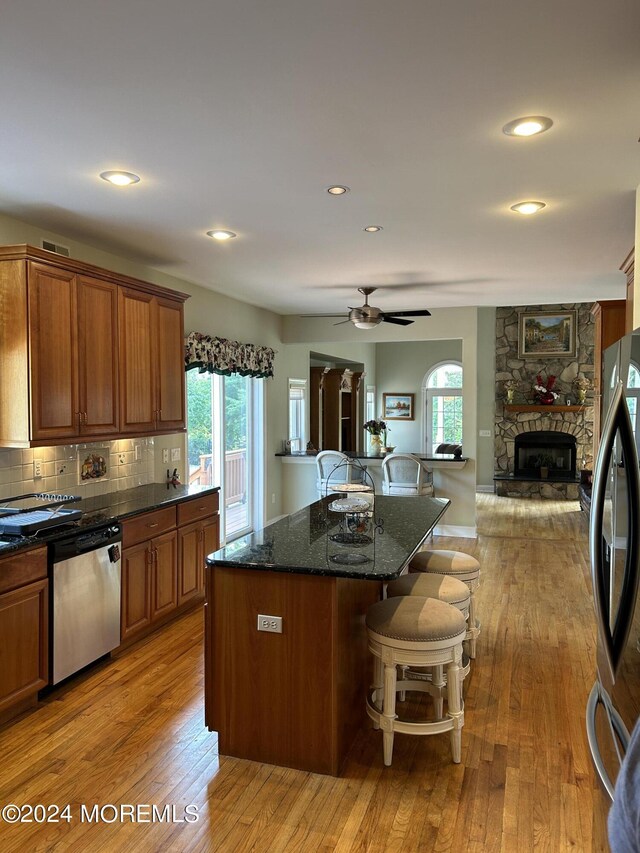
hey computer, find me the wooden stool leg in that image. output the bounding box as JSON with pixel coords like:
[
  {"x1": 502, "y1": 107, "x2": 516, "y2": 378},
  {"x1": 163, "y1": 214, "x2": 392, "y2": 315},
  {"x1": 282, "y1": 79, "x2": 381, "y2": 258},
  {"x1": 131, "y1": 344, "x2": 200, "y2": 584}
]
[
  {"x1": 398, "y1": 665, "x2": 407, "y2": 702},
  {"x1": 468, "y1": 592, "x2": 478, "y2": 659},
  {"x1": 382, "y1": 661, "x2": 397, "y2": 766},
  {"x1": 372, "y1": 655, "x2": 384, "y2": 729},
  {"x1": 431, "y1": 664, "x2": 445, "y2": 719},
  {"x1": 447, "y1": 656, "x2": 464, "y2": 764}
]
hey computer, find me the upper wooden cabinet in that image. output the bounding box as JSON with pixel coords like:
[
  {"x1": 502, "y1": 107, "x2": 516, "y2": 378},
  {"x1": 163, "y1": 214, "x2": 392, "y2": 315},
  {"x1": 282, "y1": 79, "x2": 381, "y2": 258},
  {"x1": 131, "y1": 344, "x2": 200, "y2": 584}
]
[
  {"x1": 119, "y1": 290, "x2": 186, "y2": 434},
  {"x1": 0, "y1": 245, "x2": 188, "y2": 447}
]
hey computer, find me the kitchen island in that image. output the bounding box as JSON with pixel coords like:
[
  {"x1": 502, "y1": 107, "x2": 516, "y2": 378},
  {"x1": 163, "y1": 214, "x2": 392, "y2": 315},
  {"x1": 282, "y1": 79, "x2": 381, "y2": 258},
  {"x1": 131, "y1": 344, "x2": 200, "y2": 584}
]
[{"x1": 205, "y1": 494, "x2": 449, "y2": 775}]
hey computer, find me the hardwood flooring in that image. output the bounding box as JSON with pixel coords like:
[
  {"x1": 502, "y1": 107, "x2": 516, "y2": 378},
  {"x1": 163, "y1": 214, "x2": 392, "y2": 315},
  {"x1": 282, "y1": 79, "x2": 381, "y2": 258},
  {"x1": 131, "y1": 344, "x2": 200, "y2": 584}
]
[{"x1": 0, "y1": 495, "x2": 607, "y2": 852}]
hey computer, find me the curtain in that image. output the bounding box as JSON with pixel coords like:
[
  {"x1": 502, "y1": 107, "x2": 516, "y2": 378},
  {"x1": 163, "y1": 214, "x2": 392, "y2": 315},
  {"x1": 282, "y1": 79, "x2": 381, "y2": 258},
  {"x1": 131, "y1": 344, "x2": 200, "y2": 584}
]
[{"x1": 184, "y1": 331, "x2": 276, "y2": 378}]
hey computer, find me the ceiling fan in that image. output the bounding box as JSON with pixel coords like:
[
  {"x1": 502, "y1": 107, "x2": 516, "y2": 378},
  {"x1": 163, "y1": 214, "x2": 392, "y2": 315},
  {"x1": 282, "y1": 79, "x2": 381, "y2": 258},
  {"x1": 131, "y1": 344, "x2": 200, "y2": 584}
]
[{"x1": 300, "y1": 287, "x2": 431, "y2": 330}]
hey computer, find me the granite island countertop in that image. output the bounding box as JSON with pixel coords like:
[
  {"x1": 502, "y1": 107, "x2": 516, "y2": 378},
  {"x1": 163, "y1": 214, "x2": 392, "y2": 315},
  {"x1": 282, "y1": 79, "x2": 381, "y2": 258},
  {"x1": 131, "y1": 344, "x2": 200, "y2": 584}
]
[
  {"x1": 207, "y1": 494, "x2": 449, "y2": 581},
  {"x1": 0, "y1": 483, "x2": 220, "y2": 556}
]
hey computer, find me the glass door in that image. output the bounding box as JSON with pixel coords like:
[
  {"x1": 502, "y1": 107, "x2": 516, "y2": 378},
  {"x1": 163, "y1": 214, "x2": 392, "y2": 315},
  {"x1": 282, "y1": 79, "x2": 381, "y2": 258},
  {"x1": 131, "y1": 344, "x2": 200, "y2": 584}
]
[{"x1": 187, "y1": 371, "x2": 260, "y2": 543}]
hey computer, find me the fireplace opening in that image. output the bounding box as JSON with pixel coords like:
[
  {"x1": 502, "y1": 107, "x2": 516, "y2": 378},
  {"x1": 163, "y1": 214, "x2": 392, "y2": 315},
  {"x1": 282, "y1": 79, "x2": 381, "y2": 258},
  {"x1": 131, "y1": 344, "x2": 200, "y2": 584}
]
[{"x1": 514, "y1": 431, "x2": 577, "y2": 479}]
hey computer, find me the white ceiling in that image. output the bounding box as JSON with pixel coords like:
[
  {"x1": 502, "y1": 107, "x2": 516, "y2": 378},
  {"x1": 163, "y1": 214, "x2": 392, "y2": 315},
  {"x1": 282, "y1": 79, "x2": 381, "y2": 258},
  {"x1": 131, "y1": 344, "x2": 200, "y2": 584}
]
[{"x1": 1, "y1": 0, "x2": 639, "y2": 316}]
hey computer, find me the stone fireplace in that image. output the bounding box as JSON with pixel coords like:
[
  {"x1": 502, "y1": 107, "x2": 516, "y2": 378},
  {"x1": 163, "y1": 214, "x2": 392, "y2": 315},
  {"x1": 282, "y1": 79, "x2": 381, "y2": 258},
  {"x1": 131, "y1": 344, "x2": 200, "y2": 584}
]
[{"x1": 494, "y1": 302, "x2": 595, "y2": 499}]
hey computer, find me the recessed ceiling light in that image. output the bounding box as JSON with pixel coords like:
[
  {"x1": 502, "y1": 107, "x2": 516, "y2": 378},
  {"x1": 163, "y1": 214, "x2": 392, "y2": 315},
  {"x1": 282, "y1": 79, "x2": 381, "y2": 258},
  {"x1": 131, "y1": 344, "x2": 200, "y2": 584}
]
[
  {"x1": 206, "y1": 229, "x2": 237, "y2": 241},
  {"x1": 327, "y1": 185, "x2": 350, "y2": 195},
  {"x1": 502, "y1": 116, "x2": 553, "y2": 137},
  {"x1": 363, "y1": 225, "x2": 383, "y2": 232},
  {"x1": 99, "y1": 170, "x2": 141, "y2": 186},
  {"x1": 510, "y1": 201, "x2": 546, "y2": 215}
]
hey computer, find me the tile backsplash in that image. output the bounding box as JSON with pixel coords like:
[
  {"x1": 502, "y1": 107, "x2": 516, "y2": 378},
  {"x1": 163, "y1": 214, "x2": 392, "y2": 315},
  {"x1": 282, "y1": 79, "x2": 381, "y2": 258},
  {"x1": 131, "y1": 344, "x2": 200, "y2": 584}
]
[{"x1": 0, "y1": 438, "x2": 155, "y2": 500}]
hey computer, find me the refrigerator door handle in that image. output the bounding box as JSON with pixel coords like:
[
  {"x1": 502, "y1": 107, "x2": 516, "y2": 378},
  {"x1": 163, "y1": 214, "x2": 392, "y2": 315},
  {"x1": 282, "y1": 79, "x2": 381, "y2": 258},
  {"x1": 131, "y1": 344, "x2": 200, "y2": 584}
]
[
  {"x1": 586, "y1": 682, "x2": 631, "y2": 801},
  {"x1": 590, "y1": 380, "x2": 640, "y2": 679}
]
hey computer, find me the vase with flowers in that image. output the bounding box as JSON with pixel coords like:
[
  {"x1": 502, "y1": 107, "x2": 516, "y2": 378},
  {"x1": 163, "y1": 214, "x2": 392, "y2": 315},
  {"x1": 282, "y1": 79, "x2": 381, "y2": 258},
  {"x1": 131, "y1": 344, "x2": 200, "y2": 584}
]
[
  {"x1": 533, "y1": 374, "x2": 559, "y2": 405},
  {"x1": 364, "y1": 418, "x2": 387, "y2": 456}
]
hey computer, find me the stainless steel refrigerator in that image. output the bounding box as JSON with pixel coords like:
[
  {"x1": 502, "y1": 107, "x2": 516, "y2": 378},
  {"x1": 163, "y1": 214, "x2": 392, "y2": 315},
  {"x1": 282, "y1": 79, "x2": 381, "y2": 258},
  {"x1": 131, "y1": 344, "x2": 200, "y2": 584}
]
[{"x1": 587, "y1": 327, "x2": 640, "y2": 844}]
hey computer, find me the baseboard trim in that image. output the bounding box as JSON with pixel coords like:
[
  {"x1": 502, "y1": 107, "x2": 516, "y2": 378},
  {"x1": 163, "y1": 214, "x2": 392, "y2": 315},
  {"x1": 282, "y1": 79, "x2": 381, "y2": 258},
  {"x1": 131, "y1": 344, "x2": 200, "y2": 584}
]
[
  {"x1": 476, "y1": 485, "x2": 495, "y2": 493},
  {"x1": 433, "y1": 524, "x2": 477, "y2": 539}
]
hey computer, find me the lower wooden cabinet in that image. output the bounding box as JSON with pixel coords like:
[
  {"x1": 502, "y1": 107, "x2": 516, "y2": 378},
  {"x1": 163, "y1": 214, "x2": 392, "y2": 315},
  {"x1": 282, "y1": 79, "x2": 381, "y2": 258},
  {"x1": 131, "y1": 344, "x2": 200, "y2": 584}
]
[
  {"x1": 0, "y1": 547, "x2": 48, "y2": 722},
  {"x1": 121, "y1": 531, "x2": 178, "y2": 642},
  {"x1": 120, "y1": 495, "x2": 220, "y2": 645},
  {"x1": 177, "y1": 514, "x2": 220, "y2": 606}
]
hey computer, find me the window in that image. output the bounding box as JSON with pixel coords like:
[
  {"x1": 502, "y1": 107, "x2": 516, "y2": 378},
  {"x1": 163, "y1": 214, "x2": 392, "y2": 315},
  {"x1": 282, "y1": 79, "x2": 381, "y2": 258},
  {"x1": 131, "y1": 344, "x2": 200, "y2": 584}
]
[
  {"x1": 187, "y1": 371, "x2": 263, "y2": 542},
  {"x1": 424, "y1": 362, "x2": 463, "y2": 454},
  {"x1": 288, "y1": 379, "x2": 307, "y2": 452},
  {"x1": 627, "y1": 362, "x2": 640, "y2": 447},
  {"x1": 365, "y1": 385, "x2": 376, "y2": 423}
]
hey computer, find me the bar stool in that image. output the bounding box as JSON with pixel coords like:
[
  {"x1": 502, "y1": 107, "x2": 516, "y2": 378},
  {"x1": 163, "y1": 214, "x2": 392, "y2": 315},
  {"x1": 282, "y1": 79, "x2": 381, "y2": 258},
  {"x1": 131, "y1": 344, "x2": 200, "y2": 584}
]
[
  {"x1": 365, "y1": 596, "x2": 466, "y2": 766},
  {"x1": 386, "y1": 572, "x2": 471, "y2": 688},
  {"x1": 410, "y1": 549, "x2": 481, "y2": 658}
]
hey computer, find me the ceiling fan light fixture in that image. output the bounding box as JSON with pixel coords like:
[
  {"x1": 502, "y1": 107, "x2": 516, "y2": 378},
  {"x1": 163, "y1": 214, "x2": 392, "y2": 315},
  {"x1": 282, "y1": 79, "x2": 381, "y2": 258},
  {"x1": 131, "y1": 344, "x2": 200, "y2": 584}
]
[
  {"x1": 99, "y1": 170, "x2": 140, "y2": 186},
  {"x1": 327, "y1": 185, "x2": 350, "y2": 195},
  {"x1": 510, "y1": 200, "x2": 546, "y2": 215},
  {"x1": 207, "y1": 229, "x2": 237, "y2": 240},
  {"x1": 363, "y1": 225, "x2": 383, "y2": 233},
  {"x1": 502, "y1": 116, "x2": 553, "y2": 137}
]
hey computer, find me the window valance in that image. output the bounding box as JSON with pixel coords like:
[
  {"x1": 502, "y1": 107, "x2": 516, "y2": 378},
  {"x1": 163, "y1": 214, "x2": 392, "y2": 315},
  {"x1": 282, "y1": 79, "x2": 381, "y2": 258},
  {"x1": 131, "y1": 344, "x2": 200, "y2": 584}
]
[{"x1": 184, "y1": 331, "x2": 276, "y2": 379}]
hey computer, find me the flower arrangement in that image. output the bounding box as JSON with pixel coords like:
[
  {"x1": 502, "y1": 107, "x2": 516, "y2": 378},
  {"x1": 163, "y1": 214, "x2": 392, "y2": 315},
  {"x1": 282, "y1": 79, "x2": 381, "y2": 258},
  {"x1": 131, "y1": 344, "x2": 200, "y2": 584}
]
[
  {"x1": 573, "y1": 375, "x2": 591, "y2": 403},
  {"x1": 533, "y1": 374, "x2": 558, "y2": 405},
  {"x1": 363, "y1": 418, "x2": 387, "y2": 436},
  {"x1": 504, "y1": 379, "x2": 518, "y2": 403}
]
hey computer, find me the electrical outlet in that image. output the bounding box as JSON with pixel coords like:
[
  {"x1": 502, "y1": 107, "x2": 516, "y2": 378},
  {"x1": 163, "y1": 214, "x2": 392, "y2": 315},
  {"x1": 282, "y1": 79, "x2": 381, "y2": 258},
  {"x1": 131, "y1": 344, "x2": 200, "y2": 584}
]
[
  {"x1": 257, "y1": 615, "x2": 283, "y2": 634},
  {"x1": 171, "y1": 447, "x2": 181, "y2": 462},
  {"x1": 162, "y1": 449, "x2": 169, "y2": 464},
  {"x1": 134, "y1": 445, "x2": 141, "y2": 461},
  {"x1": 118, "y1": 453, "x2": 126, "y2": 464},
  {"x1": 271, "y1": 493, "x2": 276, "y2": 505},
  {"x1": 479, "y1": 429, "x2": 492, "y2": 437},
  {"x1": 33, "y1": 460, "x2": 43, "y2": 479}
]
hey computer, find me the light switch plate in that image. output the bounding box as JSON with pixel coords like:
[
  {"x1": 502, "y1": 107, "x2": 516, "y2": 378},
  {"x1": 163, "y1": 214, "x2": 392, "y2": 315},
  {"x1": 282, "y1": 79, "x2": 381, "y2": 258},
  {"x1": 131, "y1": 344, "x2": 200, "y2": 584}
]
[
  {"x1": 257, "y1": 614, "x2": 283, "y2": 634},
  {"x1": 171, "y1": 447, "x2": 181, "y2": 462}
]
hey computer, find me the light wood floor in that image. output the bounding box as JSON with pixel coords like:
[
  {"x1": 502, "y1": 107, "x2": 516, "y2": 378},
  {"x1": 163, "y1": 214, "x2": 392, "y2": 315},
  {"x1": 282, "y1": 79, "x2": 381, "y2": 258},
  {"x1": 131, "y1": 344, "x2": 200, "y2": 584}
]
[{"x1": 0, "y1": 495, "x2": 606, "y2": 852}]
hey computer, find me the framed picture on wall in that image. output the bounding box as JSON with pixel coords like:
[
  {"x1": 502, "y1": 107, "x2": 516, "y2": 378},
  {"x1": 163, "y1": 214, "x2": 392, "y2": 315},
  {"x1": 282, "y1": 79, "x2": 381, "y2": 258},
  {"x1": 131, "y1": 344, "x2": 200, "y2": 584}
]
[
  {"x1": 518, "y1": 310, "x2": 577, "y2": 358},
  {"x1": 383, "y1": 393, "x2": 415, "y2": 421}
]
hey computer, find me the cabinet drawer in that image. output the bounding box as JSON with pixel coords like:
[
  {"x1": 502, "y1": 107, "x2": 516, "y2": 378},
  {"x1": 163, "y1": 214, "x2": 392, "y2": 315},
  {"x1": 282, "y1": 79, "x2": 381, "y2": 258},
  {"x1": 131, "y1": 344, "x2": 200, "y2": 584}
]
[
  {"x1": 177, "y1": 493, "x2": 219, "y2": 527},
  {"x1": 122, "y1": 506, "x2": 176, "y2": 548},
  {"x1": 0, "y1": 547, "x2": 47, "y2": 596}
]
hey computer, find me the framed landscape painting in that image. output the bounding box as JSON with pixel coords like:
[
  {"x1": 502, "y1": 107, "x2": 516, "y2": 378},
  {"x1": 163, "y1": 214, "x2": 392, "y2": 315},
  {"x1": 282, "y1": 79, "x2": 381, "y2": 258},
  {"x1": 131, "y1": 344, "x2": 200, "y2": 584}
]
[
  {"x1": 518, "y1": 310, "x2": 577, "y2": 358},
  {"x1": 383, "y1": 393, "x2": 415, "y2": 421}
]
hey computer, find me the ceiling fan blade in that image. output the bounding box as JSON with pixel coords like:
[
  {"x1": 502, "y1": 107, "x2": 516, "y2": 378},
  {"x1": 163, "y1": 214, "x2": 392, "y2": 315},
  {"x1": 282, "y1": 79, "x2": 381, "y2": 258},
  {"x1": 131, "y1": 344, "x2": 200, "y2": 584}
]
[
  {"x1": 383, "y1": 309, "x2": 432, "y2": 318},
  {"x1": 382, "y1": 316, "x2": 413, "y2": 326},
  {"x1": 332, "y1": 319, "x2": 352, "y2": 326},
  {"x1": 299, "y1": 313, "x2": 349, "y2": 318}
]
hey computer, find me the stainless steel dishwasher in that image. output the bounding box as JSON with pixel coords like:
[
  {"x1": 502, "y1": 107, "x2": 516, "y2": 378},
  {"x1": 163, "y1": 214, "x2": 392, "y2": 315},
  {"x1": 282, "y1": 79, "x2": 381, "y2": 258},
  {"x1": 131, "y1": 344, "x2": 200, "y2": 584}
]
[{"x1": 49, "y1": 524, "x2": 122, "y2": 685}]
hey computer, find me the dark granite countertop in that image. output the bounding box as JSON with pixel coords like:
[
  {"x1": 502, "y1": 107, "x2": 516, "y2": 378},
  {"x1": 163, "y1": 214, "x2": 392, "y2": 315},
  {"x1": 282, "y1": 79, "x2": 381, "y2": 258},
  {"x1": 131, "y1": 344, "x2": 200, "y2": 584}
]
[
  {"x1": 207, "y1": 495, "x2": 449, "y2": 581},
  {"x1": 0, "y1": 483, "x2": 220, "y2": 557},
  {"x1": 276, "y1": 451, "x2": 467, "y2": 462}
]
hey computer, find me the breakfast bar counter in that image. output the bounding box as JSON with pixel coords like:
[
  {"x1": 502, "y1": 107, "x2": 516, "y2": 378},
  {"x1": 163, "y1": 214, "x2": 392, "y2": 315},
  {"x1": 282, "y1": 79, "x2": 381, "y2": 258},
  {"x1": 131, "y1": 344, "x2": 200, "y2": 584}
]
[{"x1": 205, "y1": 495, "x2": 449, "y2": 775}]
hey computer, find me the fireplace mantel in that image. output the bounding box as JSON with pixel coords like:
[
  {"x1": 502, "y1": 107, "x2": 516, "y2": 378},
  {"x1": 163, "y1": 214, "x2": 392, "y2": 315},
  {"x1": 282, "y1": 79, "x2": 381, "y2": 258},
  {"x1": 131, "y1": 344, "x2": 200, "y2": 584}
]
[{"x1": 504, "y1": 404, "x2": 592, "y2": 413}]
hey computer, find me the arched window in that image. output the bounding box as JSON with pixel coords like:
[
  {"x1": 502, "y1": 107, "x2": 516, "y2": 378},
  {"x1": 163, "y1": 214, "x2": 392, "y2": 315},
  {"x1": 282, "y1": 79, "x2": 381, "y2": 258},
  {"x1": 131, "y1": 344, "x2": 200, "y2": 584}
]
[
  {"x1": 627, "y1": 362, "x2": 640, "y2": 447},
  {"x1": 424, "y1": 362, "x2": 463, "y2": 454}
]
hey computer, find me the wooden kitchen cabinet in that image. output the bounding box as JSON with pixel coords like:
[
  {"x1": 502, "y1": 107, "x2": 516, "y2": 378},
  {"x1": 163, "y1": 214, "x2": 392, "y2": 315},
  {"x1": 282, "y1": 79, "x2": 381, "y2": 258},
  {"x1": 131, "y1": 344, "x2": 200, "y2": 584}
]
[
  {"x1": 178, "y1": 514, "x2": 220, "y2": 606},
  {"x1": 119, "y1": 289, "x2": 185, "y2": 435},
  {"x1": 0, "y1": 245, "x2": 188, "y2": 447},
  {"x1": 121, "y1": 531, "x2": 178, "y2": 642},
  {"x1": 0, "y1": 547, "x2": 48, "y2": 725},
  {"x1": 592, "y1": 299, "x2": 627, "y2": 463},
  {"x1": 151, "y1": 531, "x2": 178, "y2": 620}
]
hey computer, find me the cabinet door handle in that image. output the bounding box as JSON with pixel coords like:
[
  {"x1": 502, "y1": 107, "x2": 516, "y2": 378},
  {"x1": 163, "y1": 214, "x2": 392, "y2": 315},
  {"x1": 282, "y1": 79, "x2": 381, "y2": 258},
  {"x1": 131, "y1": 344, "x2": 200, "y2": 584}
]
[
  {"x1": 147, "y1": 522, "x2": 159, "y2": 528},
  {"x1": 76, "y1": 411, "x2": 81, "y2": 431}
]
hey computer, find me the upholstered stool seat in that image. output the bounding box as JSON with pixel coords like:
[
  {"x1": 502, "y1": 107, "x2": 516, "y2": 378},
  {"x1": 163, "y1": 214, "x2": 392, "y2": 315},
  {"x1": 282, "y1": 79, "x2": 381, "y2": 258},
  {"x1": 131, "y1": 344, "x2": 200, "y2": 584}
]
[
  {"x1": 410, "y1": 550, "x2": 481, "y2": 658},
  {"x1": 365, "y1": 595, "x2": 466, "y2": 766}
]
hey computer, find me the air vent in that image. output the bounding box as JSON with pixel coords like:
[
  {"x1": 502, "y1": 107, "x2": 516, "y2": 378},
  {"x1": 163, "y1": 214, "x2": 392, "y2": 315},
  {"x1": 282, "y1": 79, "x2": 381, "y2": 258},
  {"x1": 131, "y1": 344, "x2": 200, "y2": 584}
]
[{"x1": 42, "y1": 240, "x2": 70, "y2": 257}]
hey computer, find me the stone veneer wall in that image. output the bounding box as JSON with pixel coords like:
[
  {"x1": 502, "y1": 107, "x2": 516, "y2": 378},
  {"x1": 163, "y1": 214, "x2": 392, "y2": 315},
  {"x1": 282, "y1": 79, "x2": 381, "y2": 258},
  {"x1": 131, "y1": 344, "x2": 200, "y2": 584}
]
[{"x1": 495, "y1": 303, "x2": 595, "y2": 499}]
